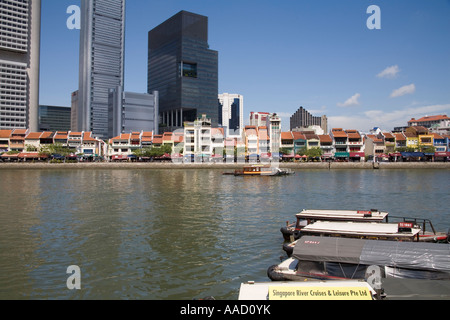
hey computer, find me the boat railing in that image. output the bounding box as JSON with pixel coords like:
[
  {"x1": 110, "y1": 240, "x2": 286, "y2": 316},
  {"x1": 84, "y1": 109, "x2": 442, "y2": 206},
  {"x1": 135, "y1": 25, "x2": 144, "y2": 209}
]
[{"x1": 387, "y1": 216, "x2": 437, "y2": 235}]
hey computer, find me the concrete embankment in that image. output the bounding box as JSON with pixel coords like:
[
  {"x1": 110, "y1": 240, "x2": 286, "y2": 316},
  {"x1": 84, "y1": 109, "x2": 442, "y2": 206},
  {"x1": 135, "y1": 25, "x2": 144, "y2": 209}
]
[{"x1": 0, "y1": 162, "x2": 449, "y2": 170}]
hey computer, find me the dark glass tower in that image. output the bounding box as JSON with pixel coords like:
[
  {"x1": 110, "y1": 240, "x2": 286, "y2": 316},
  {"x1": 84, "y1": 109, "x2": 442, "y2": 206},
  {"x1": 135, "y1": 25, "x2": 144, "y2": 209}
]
[{"x1": 148, "y1": 11, "x2": 219, "y2": 131}]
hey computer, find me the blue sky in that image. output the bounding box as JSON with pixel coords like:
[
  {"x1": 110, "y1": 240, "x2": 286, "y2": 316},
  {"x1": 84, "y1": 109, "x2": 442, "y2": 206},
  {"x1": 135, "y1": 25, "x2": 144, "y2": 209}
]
[{"x1": 40, "y1": 0, "x2": 450, "y2": 131}]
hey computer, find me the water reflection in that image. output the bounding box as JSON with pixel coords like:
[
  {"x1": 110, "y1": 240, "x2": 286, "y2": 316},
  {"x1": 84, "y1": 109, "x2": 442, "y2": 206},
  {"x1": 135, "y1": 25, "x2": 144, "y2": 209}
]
[{"x1": 0, "y1": 169, "x2": 448, "y2": 299}]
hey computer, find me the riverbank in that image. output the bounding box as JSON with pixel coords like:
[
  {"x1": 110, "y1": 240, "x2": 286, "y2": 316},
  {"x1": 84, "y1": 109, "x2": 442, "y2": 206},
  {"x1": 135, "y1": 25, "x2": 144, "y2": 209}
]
[{"x1": 0, "y1": 161, "x2": 449, "y2": 170}]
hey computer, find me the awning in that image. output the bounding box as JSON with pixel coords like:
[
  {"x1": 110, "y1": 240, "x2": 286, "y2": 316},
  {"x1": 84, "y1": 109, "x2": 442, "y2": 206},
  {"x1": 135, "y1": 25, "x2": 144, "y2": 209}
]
[
  {"x1": 18, "y1": 152, "x2": 48, "y2": 159},
  {"x1": 401, "y1": 152, "x2": 424, "y2": 158},
  {"x1": 335, "y1": 152, "x2": 350, "y2": 158},
  {"x1": 435, "y1": 152, "x2": 450, "y2": 157},
  {"x1": 350, "y1": 152, "x2": 365, "y2": 158},
  {"x1": 1, "y1": 153, "x2": 18, "y2": 158},
  {"x1": 112, "y1": 155, "x2": 128, "y2": 160},
  {"x1": 389, "y1": 152, "x2": 402, "y2": 157}
]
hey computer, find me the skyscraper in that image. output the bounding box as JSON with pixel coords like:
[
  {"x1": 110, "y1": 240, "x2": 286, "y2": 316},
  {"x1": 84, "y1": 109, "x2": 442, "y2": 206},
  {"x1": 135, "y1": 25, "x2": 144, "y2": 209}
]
[
  {"x1": 108, "y1": 86, "x2": 159, "y2": 138},
  {"x1": 77, "y1": 0, "x2": 126, "y2": 139},
  {"x1": 148, "y1": 11, "x2": 219, "y2": 131},
  {"x1": 0, "y1": 0, "x2": 41, "y2": 131},
  {"x1": 290, "y1": 106, "x2": 328, "y2": 133},
  {"x1": 218, "y1": 93, "x2": 243, "y2": 137}
]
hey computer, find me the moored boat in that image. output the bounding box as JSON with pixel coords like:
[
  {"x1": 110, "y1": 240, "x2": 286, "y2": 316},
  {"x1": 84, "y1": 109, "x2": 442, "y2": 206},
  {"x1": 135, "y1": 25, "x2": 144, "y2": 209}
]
[
  {"x1": 283, "y1": 221, "x2": 424, "y2": 256},
  {"x1": 281, "y1": 209, "x2": 389, "y2": 242},
  {"x1": 281, "y1": 208, "x2": 449, "y2": 243},
  {"x1": 269, "y1": 236, "x2": 450, "y2": 282}
]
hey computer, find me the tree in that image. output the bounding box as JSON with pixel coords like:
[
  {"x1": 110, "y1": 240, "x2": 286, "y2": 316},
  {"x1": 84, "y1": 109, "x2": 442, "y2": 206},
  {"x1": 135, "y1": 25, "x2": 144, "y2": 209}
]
[{"x1": 39, "y1": 143, "x2": 73, "y2": 157}]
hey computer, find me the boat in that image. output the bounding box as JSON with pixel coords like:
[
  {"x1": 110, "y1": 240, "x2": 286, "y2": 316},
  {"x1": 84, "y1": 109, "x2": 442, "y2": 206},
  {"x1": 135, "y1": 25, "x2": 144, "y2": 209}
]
[
  {"x1": 281, "y1": 208, "x2": 449, "y2": 243},
  {"x1": 283, "y1": 220, "x2": 424, "y2": 256},
  {"x1": 223, "y1": 164, "x2": 293, "y2": 176},
  {"x1": 268, "y1": 236, "x2": 450, "y2": 282},
  {"x1": 281, "y1": 209, "x2": 389, "y2": 242}
]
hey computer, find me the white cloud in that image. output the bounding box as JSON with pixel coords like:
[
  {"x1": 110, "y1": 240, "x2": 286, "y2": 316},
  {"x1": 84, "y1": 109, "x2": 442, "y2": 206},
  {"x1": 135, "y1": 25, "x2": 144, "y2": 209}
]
[
  {"x1": 390, "y1": 84, "x2": 416, "y2": 98},
  {"x1": 328, "y1": 104, "x2": 450, "y2": 132},
  {"x1": 337, "y1": 93, "x2": 361, "y2": 107},
  {"x1": 377, "y1": 65, "x2": 400, "y2": 79}
]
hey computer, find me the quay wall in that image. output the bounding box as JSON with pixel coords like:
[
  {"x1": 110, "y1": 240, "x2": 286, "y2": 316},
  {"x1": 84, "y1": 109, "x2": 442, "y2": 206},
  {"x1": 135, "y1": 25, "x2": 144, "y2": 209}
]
[{"x1": 0, "y1": 162, "x2": 449, "y2": 170}]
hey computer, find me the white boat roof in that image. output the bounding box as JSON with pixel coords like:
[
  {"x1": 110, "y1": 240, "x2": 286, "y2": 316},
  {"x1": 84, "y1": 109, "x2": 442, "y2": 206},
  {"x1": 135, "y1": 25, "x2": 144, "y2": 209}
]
[
  {"x1": 238, "y1": 280, "x2": 375, "y2": 300},
  {"x1": 302, "y1": 221, "x2": 421, "y2": 237},
  {"x1": 296, "y1": 209, "x2": 388, "y2": 221}
]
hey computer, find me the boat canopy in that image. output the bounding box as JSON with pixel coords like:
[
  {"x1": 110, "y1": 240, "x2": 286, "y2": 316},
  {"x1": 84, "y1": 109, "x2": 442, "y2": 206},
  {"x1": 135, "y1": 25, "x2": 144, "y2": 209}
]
[
  {"x1": 295, "y1": 209, "x2": 388, "y2": 222},
  {"x1": 292, "y1": 236, "x2": 450, "y2": 273},
  {"x1": 301, "y1": 221, "x2": 421, "y2": 238}
]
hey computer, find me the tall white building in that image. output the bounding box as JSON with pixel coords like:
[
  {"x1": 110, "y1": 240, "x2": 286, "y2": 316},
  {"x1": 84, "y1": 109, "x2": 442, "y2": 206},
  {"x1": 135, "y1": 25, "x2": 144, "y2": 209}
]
[
  {"x1": 218, "y1": 93, "x2": 243, "y2": 137},
  {"x1": 0, "y1": 0, "x2": 41, "y2": 131},
  {"x1": 77, "y1": 0, "x2": 126, "y2": 140}
]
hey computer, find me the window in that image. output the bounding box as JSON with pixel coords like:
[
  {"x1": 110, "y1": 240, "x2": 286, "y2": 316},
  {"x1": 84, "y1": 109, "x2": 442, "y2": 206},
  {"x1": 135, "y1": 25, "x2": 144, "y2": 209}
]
[{"x1": 181, "y1": 62, "x2": 197, "y2": 78}]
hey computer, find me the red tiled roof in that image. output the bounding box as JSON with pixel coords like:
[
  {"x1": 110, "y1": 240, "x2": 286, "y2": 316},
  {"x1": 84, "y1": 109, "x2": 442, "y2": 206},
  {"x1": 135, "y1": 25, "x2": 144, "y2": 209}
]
[
  {"x1": 366, "y1": 134, "x2": 383, "y2": 142},
  {"x1": 318, "y1": 135, "x2": 332, "y2": 143},
  {"x1": 346, "y1": 130, "x2": 360, "y2": 139},
  {"x1": 281, "y1": 132, "x2": 293, "y2": 140},
  {"x1": 332, "y1": 128, "x2": 347, "y2": 138},
  {"x1": 12, "y1": 129, "x2": 27, "y2": 135},
  {"x1": 25, "y1": 132, "x2": 42, "y2": 139},
  {"x1": 0, "y1": 130, "x2": 13, "y2": 138},
  {"x1": 393, "y1": 133, "x2": 406, "y2": 141},
  {"x1": 408, "y1": 115, "x2": 449, "y2": 123},
  {"x1": 83, "y1": 132, "x2": 97, "y2": 141},
  {"x1": 291, "y1": 132, "x2": 306, "y2": 140}
]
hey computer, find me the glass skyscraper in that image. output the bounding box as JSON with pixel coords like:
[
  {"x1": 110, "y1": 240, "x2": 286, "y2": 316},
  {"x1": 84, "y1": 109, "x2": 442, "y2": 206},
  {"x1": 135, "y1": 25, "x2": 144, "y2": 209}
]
[
  {"x1": 148, "y1": 11, "x2": 219, "y2": 131},
  {"x1": 0, "y1": 0, "x2": 41, "y2": 131},
  {"x1": 77, "y1": 0, "x2": 126, "y2": 140}
]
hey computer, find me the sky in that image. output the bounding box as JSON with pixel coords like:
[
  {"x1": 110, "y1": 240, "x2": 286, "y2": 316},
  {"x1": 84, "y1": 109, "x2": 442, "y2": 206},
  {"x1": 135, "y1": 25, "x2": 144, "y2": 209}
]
[{"x1": 39, "y1": 0, "x2": 450, "y2": 132}]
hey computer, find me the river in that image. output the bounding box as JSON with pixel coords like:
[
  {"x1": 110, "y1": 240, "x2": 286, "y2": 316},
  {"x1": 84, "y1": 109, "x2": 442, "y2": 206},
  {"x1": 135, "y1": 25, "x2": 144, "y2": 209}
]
[{"x1": 0, "y1": 168, "x2": 448, "y2": 299}]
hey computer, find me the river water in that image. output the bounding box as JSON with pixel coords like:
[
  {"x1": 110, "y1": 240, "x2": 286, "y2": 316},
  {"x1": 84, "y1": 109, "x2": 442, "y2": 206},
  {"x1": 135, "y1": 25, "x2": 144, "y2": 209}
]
[{"x1": 0, "y1": 168, "x2": 448, "y2": 300}]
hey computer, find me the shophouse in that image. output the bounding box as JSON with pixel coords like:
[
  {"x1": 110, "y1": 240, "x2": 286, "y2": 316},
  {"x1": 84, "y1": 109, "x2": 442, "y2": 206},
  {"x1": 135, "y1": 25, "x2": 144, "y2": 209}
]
[
  {"x1": 292, "y1": 132, "x2": 306, "y2": 155},
  {"x1": 365, "y1": 134, "x2": 386, "y2": 159},
  {"x1": 24, "y1": 132, "x2": 43, "y2": 151},
  {"x1": 318, "y1": 134, "x2": 333, "y2": 159},
  {"x1": 331, "y1": 128, "x2": 349, "y2": 160}
]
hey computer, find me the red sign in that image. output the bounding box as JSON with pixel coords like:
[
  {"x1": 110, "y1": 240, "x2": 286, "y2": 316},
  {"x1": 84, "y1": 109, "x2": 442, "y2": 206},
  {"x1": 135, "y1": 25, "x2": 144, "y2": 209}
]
[{"x1": 398, "y1": 222, "x2": 413, "y2": 228}]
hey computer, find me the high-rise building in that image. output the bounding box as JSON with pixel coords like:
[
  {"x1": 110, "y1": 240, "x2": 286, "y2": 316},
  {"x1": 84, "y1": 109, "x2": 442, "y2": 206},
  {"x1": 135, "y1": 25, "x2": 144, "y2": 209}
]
[
  {"x1": 148, "y1": 11, "x2": 219, "y2": 131},
  {"x1": 218, "y1": 93, "x2": 243, "y2": 137},
  {"x1": 39, "y1": 105, "x2": 71, "y2": 132},
  {"x1": 0, "y1": 0, "x2": 41, "y2": 131},
  {"x1": 77, "y1": 0, "x2": 126, "y2": 140},
  {"x1": 108, "y1": 86, "x2": 159, "y2": 138},
  {"x1": 290, "y1": 106, "x2": 328, "y2": 133}
]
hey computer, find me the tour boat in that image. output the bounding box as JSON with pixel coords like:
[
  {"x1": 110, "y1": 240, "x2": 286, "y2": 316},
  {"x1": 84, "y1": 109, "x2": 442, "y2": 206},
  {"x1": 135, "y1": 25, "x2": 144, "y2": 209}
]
[
  {"x1": 281, "y1": 209, "x2": 389, "y2": 242},
  {"x1": 282, "y1": 220, "x2": 430, "y2": 256},
  {"x1": 223, "y1": 164, "x2": 293, "y2": 176},
  {"x1": 281, "y1": 208, "x2": 449, "y2": 244},
  {"x1": 268, "y1": 236, "x2": 450, "y2": 282}
]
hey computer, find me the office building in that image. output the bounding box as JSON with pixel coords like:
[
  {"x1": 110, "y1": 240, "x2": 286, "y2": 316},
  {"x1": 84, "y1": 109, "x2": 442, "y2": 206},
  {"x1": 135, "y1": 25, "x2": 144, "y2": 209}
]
[
  {"x1": 77, "y1": 0, "x2": 126, "y2": 139},
  {"x1": 218, "y1": 93, "x2": 243, "y2": 137},
  {"x1": 108, "y1": 86, "x2": 159, "y2": 138},
  {"x1": 39, "y1": 105, "x2": 71, "y2": 132},
  {"x1": 148, "y1": 11, "x2": 219, "y2": 131},
  {"x1": 0, "y1": 0, "x2": 41, "y2": 131},
  {"x1": 290, "y1": 106, "x2": 328, "y2": 133}
]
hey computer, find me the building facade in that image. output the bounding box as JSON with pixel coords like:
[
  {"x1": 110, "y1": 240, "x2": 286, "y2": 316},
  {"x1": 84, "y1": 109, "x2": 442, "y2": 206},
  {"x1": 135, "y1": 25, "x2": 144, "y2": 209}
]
[
  {"x1": 77, "y1": 0, "x2": 126, "y2": 139},
  {"x1": 0, "y1": 0, "x2": 41, "y2": 131},
  {"x1": 108, "y1": 86, "x2": 159, "y2": 139},
  {"x1": 148, "y1": 11, "x2": 219, "y2": 131},
  {"x1": 39, "y1": 105, "x2": 71, "y2": 132},
  {"x1": 218, "y1": 93, "x2": 243, "y2": 137}
]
